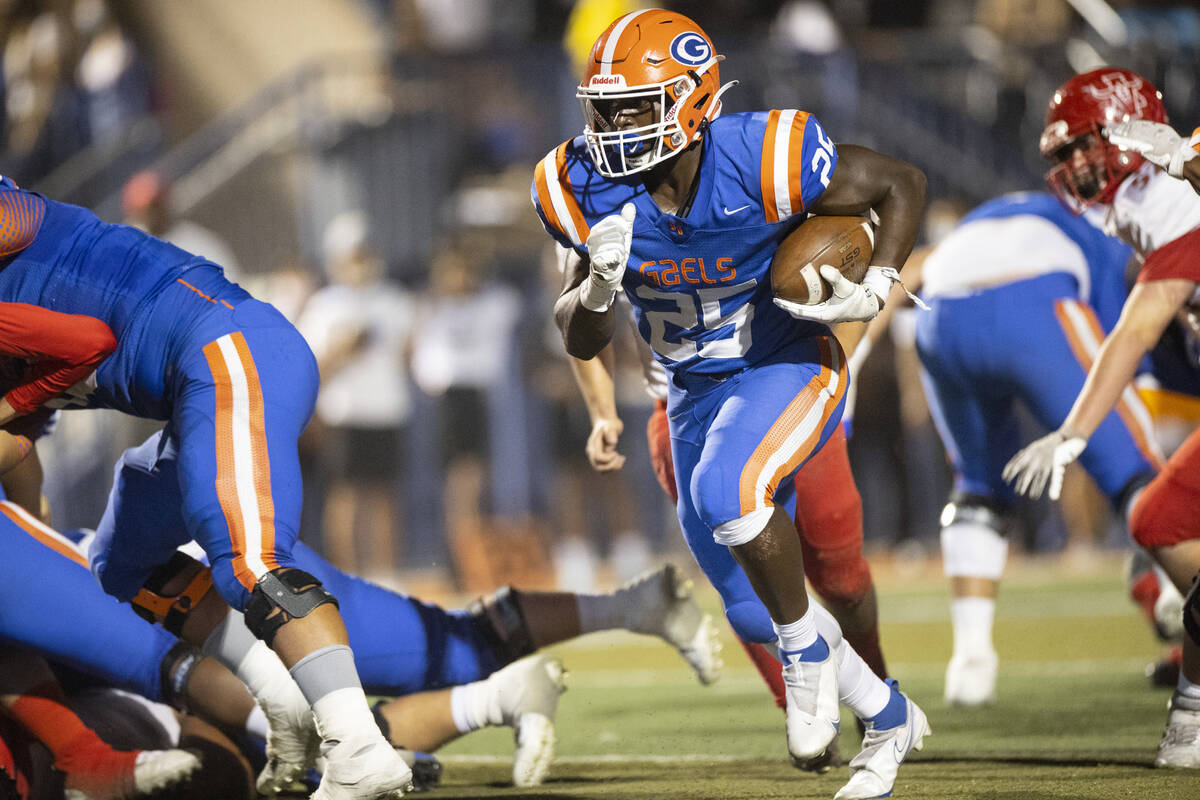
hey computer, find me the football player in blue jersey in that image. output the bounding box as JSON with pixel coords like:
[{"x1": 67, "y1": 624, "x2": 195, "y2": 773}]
[
  {"x1": 0, "y1": 177, "x2": 410, "y2": 798},
  {"x1": 532, "y1": 9, "x2": 928, "y2": 796},
  {"x1": 894, "y1": 192, "x2": 1161, "y2": 705},
  {"x1": 0, "y1": 475, "x2": 723, "y2": 790}
]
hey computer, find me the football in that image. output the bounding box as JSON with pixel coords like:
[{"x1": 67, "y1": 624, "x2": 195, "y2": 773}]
[{"x1": 771, "y1": 216, "x2": 874, "y2": 305}]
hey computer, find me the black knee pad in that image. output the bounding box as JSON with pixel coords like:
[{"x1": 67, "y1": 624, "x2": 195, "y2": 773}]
[
  {"x1": 467, "y1": 586, "x2": 535, "y2": 666},
  {"x1": 159, "y1": 641, "x2": 203, "y2": 712},
  {"x1": 131, "y1": 552, "x2": 214, "y2": 636},
  {"x1": 943, "y1": 490, "x2": 1007, "y2": 524},
  {"x1": 1185, "y1": 572, "x2": 1200, "y2": 648},
  {"x1": 243, "y1": 568, "x2": 338, "y2": 646}
]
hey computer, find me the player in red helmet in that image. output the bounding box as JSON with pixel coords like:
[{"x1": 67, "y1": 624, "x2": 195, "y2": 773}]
[
  {"x1": 1039, "y1": 67, "x2": 1167, "y2": 212},
  {"x1": 1006, "y1": 67, "x2": 1200, "y2": 768}
]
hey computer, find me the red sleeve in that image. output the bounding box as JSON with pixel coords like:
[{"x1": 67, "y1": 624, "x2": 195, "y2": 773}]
[
  {"x1": 1138, "y1": 225, "x2": 1200, "y2": 285},
  {"x1": 0, "y1": 303, "x2": 116, "y2": 413}
]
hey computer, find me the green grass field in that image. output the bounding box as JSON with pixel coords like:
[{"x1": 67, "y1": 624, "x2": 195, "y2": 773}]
[{"x1": 432, "y1": 556, "x2": 1200, "y2": 800}]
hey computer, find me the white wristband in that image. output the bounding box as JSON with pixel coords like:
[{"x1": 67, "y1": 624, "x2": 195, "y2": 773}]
[
  {"x1": 579, "y1": 276, "x2": 617, "y2": 312},
  {"x1": 864, "y1": 265, "x2": 929, "y2": 311},
  {"x1": 862, "y1": 266, "x2": 897, "y2": 305}
]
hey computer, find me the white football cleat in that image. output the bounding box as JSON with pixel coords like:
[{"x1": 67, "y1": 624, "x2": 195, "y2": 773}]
[
  {"x1": 310, "y1": 736, "x2": 414, "y2": 800},
  {"x1": 1155, "y1": 691, "x2": 1200, "y2": 769},
  {"x1": 256, "y1": 686, "x2": 322, "y2": 796},
  {"x1": 486, "y1": 654, "x2": 568, "y2": 787},
  {"x1": 64, "y1": 749, "x2": 201, "y2": 800},
  {"x1": 621, "y1": 564, "x2": 723, "y2": 685},
  {"x1": 781, "y1": 639, "x2": 840, "y2": 769},
  {"x1": 943, "y1": 650, "x2": 997, "y2": 707},
  {"x1": 835, "y1": 683, "x2": 930, "y2": 799}
]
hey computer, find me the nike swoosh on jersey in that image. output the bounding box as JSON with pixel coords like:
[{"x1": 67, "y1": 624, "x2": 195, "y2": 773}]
[{"x1": 722, "y1": 204, "x2": 751, "y2": 215}]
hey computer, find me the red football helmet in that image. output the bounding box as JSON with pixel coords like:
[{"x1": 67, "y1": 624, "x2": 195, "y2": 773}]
[
  {"x1": 1041, "y1": 67, "x2": 1168, "y2": 212},
  {"x1": 577, "y1": 9, "x2": 735, "y2": 177}
]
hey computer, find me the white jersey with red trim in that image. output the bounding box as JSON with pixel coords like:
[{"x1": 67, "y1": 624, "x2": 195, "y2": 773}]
[
  {"x1": 1091, "y1": 163, "x2": 1200, "y2": 257},
  {"x1": 532, "y1": 110, "x2": 837, "y2": 378}
]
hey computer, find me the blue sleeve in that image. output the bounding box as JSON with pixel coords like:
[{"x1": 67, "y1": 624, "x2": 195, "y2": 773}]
[{"x1": 796, "y1": 114, "x2": 838, "y2": 212}]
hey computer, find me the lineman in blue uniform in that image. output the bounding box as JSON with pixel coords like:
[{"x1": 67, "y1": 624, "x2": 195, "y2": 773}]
[
  {"x1": 0, "y1": 175, "x2": 412, "y2": 799},
  {"x1": 534, "y1": 9, "x2": 928, "y2": 797},
  {"x1": 913, "y1": 191, "x2": 1161, "y2": 705}
]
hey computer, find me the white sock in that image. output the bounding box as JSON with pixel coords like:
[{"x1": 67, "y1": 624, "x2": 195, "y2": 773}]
[
  {"x1": 449, "y1": 680, "x2": 502, "y2": 733},
  {"x1": 774, "y1": 607, "x2": 819, "y2": 654},
  {"x1": 950, "y1": 597, "x2": 995, "y2": 657},
  {"x1": 245, "y1": 705, "x2": 269, "y2": 739},
  {"x1": 311, "y1": 686, "x2": 380, "y2": 744},
  {"x1": 1177, "y1": 673, "x2": 1200, "y2": 700},
  {"x1": 837, "y1": 641, "x2": 890, "y2": 719},
  {"x1": 217, "y1": 637, "x2": 308, "y2": 718}
]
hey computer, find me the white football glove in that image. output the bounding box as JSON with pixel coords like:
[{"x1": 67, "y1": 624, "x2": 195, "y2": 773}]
[
  {"x1": 579, "y1": 203, "x2": 636, "y2": 312},
  {"x1": 1001, "y1": 430, "x2": 1087, "y2": 501},
  {"x1": 1106, "y1": 120, "x2": 1198, "y2": 179},
  {"x1": 773, "y1": 264, "x2": 887, "y2": 324}
]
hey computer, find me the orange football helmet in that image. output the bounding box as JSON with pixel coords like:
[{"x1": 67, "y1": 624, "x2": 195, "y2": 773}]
[{"x1": 577, "y1": 9, "x2": 735, "y2": 177}]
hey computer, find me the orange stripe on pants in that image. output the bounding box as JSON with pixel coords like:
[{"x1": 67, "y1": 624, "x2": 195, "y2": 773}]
[
  {"x1": 737, "y1": 337, "x2": 847, "y2": 515},
  {"x1": 202, "y1": 337, "x2": 257, "y2": 591}
]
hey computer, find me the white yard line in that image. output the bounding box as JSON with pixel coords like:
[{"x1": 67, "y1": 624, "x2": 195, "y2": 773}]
[
  {"x1": 559, "y1": 657, "x2": 1151, "y2": 688},
  {"x1": 439, "y1": 754, "x2": 764, "y2": 765}
]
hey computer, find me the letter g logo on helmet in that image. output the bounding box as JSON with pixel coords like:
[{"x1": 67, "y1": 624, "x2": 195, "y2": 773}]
[{"x1": 670, "y1": 32, "x2": 711, "y2": 67}]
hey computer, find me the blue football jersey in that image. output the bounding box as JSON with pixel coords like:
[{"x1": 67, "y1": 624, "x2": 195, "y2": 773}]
[
  {"x1": 533, "y1": 110, "x2": 839, "y2": 377},
  {"x1": 954, "y1": 192, "x2": 1134, "y2": 329},
  {"x1": 0, "y1": 185, "x2": 251, "y2": 418}
]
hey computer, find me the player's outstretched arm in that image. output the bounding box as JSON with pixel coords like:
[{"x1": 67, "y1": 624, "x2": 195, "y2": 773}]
[
  {"x1": 1004, "y1": 278, "x2": 1192, "y2": 499},
  {"x1": 809, "y1": 145, "x2": 927, "y2": 284},
  {"x1": 1061, "y1": 279, "x2": 1192, "y2": 439}
]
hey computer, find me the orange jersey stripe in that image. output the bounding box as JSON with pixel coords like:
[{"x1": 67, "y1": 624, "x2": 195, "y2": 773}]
[
  {"x1": 203, "y1": 338, "x2": 256, "y2": 591},
  {"x1": 1053, "y1": 300, "x2": 1162, "y2": 469},
  {"x1": 1, "y1": 501, "x2": 88, "y2": 568},
  {"x1": 737, "y1": 337, "x2": 847, "y2": 514},
  {"x1": 760, "y1": 110, "x2": 782, "y2": 223},
  {"x1": 534, "y1": 144, "x2": 589, "y2": 246},
  {"x1": 230, "y1": 332, "x2": 278, "y2": 572},
  {"x1": 785, "y1": 111, "x2": 811, "y2": 217}
]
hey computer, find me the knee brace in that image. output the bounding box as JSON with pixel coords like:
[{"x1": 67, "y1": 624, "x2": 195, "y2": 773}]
[
  {"x1": 131, "y1": 552, "x2": 215, "y2": 636},
  {"x1": 940, "y1": 493, "x2": 1008, "y2": 580},
  {"x1": 159, "y1": 641, "x2": 203, "y2": 712},
  {"x1": 467, "y1": 586, "x2": 536, "y2": 666},
  {"x1": 713, "y1": 507, "x2": 774, "y2": 547},
  {"x1": 243, "y1": 568, "x2": 338, "y2": 646}
]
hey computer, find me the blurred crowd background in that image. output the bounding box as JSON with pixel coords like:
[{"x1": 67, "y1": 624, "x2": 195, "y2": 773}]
[{"x1": 6, "y1": 0, "x2": 1199, "y2": 592}]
